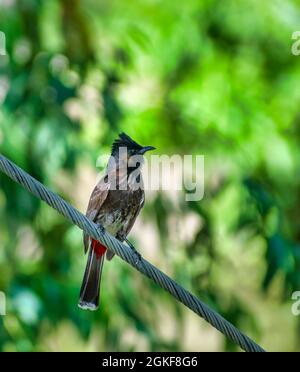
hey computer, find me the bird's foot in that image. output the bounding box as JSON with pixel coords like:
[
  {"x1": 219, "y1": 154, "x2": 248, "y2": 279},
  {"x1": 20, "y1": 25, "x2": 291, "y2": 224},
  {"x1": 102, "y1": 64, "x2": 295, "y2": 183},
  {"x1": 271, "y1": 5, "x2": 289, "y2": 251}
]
[
  {"x1": 96, "y1": 223, "x2": 105, "y2": 236},
  {"x1": 125, "y1": 238, "x2": 142, "y2": 265}
]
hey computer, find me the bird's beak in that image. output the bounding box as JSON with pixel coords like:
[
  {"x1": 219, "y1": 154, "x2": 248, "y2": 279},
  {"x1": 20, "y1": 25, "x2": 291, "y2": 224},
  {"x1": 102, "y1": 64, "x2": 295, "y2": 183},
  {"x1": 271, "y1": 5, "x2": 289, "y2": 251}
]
[{"x1": 138, "y1": 146, "x2": 156, "y2": 155}]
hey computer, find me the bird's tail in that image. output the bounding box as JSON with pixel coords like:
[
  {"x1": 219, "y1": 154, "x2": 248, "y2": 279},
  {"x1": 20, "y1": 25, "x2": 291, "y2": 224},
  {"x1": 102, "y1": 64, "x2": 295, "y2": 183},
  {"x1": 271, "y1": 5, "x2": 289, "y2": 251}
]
[{"x1": 78, "y1": 240, "x2": 106, "y2": 311}]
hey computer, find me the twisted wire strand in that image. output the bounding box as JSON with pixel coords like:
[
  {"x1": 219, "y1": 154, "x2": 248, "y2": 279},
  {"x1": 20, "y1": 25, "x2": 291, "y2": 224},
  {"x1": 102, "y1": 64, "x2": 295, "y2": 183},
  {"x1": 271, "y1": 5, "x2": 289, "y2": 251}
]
[{"x1": 0, "y1": 153, "x2": 265, "y2": 352}]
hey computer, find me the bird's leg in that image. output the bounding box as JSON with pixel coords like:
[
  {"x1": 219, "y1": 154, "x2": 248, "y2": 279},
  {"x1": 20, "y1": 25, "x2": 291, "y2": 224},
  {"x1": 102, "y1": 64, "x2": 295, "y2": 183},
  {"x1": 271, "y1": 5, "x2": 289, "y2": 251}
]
[
  {"x1": 96, "y1": 223, "x2": 105, "y2": 236},
  {"x1": 116, "y1": 233, "x2": 142, "y2": 265},
  {"x1": 125, "y1": 238, "x2": 142, "y2": 261}
]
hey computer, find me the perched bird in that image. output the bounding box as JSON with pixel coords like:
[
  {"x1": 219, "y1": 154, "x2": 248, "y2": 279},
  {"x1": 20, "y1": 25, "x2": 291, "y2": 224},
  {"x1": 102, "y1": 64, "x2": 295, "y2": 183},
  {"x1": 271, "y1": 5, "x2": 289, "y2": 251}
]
[{"x1": 79, "y1": 133, "x2": 155, "y2": 310}]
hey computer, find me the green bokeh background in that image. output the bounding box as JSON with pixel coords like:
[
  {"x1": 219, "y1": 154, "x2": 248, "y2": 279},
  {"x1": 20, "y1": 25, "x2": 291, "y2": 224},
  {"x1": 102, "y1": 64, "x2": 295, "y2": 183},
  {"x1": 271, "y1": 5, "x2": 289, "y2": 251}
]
[{"x1": 0, "y1": 0, "x2": 300, "y2": 351}]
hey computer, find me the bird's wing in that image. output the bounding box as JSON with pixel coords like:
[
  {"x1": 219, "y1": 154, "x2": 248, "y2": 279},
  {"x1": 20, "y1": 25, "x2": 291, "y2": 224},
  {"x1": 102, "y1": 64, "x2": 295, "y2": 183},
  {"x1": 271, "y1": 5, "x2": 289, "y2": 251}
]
[{"x1": 83, "y1": 176, "x2": 110, "y2": 254}]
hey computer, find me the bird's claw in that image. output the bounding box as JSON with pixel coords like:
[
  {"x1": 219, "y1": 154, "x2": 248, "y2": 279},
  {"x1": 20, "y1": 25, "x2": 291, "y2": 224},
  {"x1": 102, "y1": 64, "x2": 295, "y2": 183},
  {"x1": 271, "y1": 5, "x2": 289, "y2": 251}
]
[
  {"x1": 125, "y1": 238, "x2": 142, "y2": 265},
  {"x1": 96, "y1": 224, "x2": 105, "y2": 235},
  {"x1": 133, "y1": 250, "x2": 142, "y2": 265}
]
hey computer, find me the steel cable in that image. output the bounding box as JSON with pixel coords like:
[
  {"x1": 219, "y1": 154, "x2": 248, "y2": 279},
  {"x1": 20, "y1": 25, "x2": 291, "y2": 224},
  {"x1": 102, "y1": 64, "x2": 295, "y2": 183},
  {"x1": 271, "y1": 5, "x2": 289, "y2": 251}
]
[{"x1": 0, "y1": 153, "x2": 265, "y2": 352}]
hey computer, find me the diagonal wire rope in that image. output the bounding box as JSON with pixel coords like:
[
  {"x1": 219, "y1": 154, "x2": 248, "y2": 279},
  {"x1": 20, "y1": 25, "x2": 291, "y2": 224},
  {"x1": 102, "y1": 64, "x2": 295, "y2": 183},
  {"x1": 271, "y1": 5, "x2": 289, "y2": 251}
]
[{"x1": 0, "y1": 153, "x2": 266, "y2": 352}]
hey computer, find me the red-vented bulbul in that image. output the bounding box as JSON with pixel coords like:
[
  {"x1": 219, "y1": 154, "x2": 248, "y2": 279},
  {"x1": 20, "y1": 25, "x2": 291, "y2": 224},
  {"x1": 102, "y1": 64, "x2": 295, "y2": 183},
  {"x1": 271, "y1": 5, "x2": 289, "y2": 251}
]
[{"x1": 79, "y1": 133, "x2": 155, "y2": 310}]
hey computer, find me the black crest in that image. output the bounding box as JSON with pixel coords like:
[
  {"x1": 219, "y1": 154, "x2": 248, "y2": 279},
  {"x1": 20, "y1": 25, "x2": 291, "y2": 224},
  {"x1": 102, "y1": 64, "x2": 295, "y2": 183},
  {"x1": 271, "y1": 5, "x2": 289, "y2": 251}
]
[{"x1": 111, "y1": 133, "x2": 143, "y2": 154}]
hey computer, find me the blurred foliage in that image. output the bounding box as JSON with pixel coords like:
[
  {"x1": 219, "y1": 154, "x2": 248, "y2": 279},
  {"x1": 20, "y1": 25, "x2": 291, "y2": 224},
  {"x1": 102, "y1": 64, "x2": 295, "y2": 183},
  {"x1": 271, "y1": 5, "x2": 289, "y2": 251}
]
[{"x1": 0, "y1": 0, "x2": 300, "y2": 351}]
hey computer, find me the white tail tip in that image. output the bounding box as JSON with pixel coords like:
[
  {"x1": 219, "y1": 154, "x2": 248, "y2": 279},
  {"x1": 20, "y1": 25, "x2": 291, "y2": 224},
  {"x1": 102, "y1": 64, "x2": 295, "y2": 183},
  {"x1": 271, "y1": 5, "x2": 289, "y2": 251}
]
[{"x1": 78, "y1": 301, "x2": 98, "y2": 311}]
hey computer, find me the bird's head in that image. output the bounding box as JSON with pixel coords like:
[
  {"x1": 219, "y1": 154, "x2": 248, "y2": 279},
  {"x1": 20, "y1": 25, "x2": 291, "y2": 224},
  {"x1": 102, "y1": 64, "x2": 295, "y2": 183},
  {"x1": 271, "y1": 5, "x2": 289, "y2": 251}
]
[
  {"x1": 109, "y1": 133, "x2": 155, "y2": 177},
  {"x1": 111, "y1": 132, "x2": 155, "y2": 158}
]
